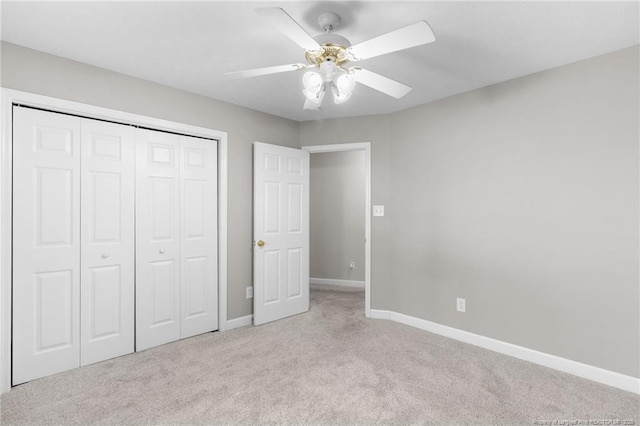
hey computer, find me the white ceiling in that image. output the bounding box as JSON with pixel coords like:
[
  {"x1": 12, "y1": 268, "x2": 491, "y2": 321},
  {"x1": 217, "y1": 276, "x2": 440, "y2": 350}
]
[{"x1": 1, "y1": 1, "x2": 638, "y2": 122}]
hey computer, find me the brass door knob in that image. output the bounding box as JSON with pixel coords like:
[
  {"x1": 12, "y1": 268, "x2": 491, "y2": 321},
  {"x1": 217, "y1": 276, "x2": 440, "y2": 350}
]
[{"x1": 256, "y1": 240, "x2": 266, "y2": 248}]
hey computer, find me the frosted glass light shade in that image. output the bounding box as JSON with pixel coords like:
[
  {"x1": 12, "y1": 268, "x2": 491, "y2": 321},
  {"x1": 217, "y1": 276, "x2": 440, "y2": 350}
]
[
  {"x1": 304, "y1": 85, "x2": 325, "y2": 104},
  {"x1": 335, "y1": 73, "x2": 355, "y2": 93},
  {"x1": 331, "y1": 85, "x2": 352, "y2": 104},
  {"x1": 303, "y1": 71, "x2": 323, "y2": 92},
  {"x1": 332, "y1": 73, "x2": 355, "y2": 104}
]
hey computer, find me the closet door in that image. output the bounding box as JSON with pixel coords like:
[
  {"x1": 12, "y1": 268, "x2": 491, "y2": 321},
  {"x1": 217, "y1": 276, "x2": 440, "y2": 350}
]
[
  {"x1": 136, "y1": 129, "x2": 181, "y2": 350},
  {"x1": 12, "y1": 107, "x2": 81, "y2": 385},
  {"x1": 180, "y1": 136, "x2": 218, "y2": 338},
  {"x1": 80, "y1": 120, "x2": 135, "y2": 365}
]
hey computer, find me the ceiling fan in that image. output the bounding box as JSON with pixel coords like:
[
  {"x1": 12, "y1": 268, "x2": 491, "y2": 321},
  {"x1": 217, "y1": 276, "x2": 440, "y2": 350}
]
[{"x1": 225, "y1": 7, "x2": 436, "y2": 110}]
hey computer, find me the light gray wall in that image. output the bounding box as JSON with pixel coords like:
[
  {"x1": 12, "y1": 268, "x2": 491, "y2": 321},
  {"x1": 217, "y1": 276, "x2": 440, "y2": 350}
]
[
  {"x1": 301, "y1": 46, "x2": 639, "y2": 378},
  {"x1": 0, "y1": 41, "x2": 299, "y2": 320},
  {"x1": 310, "y1": 151, "x2": 366, "y2": 282},
  {"x1": 3, "y1": 40, "x2": 638, "y2": 378}
]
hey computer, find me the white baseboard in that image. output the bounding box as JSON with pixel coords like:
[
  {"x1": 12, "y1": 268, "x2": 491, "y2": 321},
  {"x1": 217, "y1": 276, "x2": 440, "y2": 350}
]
[
  {"x1": 370, "y1": 309, "x2": 639, "y2": 394},
  {"x1": 310, "y1": 278, "x2": 365, "y2": 289},
  {"x1": 225, "y1": 314, "x2": 253, "y2": 331},
  {"x1": 369, "y1": 309, "x2": 391, "y2": 320}
]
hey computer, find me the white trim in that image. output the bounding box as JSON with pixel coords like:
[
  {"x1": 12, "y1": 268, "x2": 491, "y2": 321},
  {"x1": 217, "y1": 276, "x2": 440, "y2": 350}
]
[
  {"x1": 0, "y1": 88, "x2": 229, "y2": 394},
  {"x1": 370, "y1": 309, "x2": 640, "y2": 394},
  {"x1": 226, "y1": 315, "x2": 253, "y2": 331},
  {"x1": 0, "y1": 91, "x2": 13, "y2": 395},
  {"x1": 218, "y1": 135, "x2": 228, "y2": 332},
  {"x1": 369, "y1": 309, "x2": 391, "y2": 320},
  {"x1": 302, "y1": 142, "x2": 370, "y2": 154},
  {"x1": 310, "y1": 278, "x2": 365, "y2": 289},
  {"x1": 302, "y1": 143, "x2": 372, "y2": 318}
]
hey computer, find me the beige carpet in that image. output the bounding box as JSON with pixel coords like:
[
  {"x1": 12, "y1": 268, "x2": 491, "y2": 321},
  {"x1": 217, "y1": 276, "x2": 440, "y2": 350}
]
[{"x1": 1, "y1": 287, "x2": 638, "y2": 425}]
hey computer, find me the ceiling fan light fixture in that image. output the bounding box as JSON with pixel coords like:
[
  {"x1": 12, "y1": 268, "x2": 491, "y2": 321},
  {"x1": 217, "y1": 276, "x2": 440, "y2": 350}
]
[
  {"x1": 319, "y1": 59, "x2": 338, "y2": 79},
  {"x1": 303, "y1": 71, "x2": 325, "y2": 106},
  {"x1": 303, "y1": 84, "x2": 326, "y2": 106},
  {"x1": 331, "y1": 72, "x2": 356, "y2": 104},
  {"x1": 303, "y1": 71, "x2": 323, "y2": 92},
  {"x1": 335, "y1": 73, "x2": 355, "y2": 93},
  {"x1": 331, "y1": 85, "x2": 352, "y2": 104}
]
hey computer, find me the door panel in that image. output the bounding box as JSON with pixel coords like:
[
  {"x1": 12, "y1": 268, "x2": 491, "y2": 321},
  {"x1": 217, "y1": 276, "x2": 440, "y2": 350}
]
[
  {"x1": 180, "y1": 136, "x2": 218, "y2": 338},
  {"x1": 37, "y1": 168, "x2": 74, "y2": 245},
  {"x1": 184, "y1": 256, "x2": 206, "y2": 318},
  {"x1": 150, "y1": 260, "x2": 177, "y2": 325},
  {"x1": 287, "y1": 248, "x2": 302, "y2": 298},
  {"x1": 149, "y1": 176, "x2": 177, "y2": 240},
  {"x1": 253, "y1": 142, "x2": 309, "y2": 325},
  {"x1": 263, "y1": 250, "x2": 280, "y2": 304},
  {"x1": 13, "y1": 107, "x2": 81, "y2": 385},
  {"x1": 80, "y1": 119, "x2": 135, "y2": 366},
  {"x1": 89, "y1": 172, "x2": 121, "y2": 242},
  {"x1": 136, "y1": 129, "x2": 181, "y2": 351},
  {"x1": 287, "y1": 183, "x2": 302, "y2": 232},
  {"x1": 35, "y1": 270, "x2": 74, "y2": 352},
  {"x1": 264, "y1": 181, "x2": 280, "y2": 233},
  {"x1": 184, "y1": 179, "x2": 205, "y2": 238},
  {"x1": 87, "y1": 265, "x2": 121, "y2": 338}
]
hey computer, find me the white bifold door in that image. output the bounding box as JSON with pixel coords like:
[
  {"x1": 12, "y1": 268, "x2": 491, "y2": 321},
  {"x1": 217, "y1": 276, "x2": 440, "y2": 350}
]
[
  {"x1": 80, "y1": 120, "x2": 136, "y2": 366},
  {"x1": 13, "y1": 107, "x2": 135, "y2": 384},
  {"x1": 13, "y1": 107, "x2": 218, "y2": 385},
  {"x1": 135, "y1": 129, "x2": 218, "y2": 351}
]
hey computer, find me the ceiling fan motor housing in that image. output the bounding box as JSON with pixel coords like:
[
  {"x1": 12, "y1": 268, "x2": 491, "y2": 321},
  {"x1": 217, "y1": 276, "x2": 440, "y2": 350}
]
[
  {"x1": 305, "y1": 11, "x2": 352, "y2": 68},
  {"x1": 305, "y1": 43, "x2": 350, "y2": 67}
]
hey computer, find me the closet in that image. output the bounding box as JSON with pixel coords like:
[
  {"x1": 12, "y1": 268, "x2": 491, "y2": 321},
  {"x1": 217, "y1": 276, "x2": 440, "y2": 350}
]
[{"x1": 12, "y1": 107, "x2": 218, "y2": 385}]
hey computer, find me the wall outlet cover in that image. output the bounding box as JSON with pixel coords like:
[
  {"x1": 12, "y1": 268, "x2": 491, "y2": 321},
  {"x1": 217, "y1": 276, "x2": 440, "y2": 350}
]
[
  {"x1": 457, "y1": 297, "x2": 466, "y2": 312},
  {"x1": 246, "y1": 286, "x2": 254, "y2": 299},
  {"x1": 373, "y1": 205, "x2": 385, "y2": 217}
]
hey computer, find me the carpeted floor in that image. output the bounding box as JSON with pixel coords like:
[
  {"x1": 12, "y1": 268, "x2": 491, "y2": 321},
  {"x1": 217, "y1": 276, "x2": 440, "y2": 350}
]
[{"x1": 1, "y1": 286, "x2": 638, "y2": 425}]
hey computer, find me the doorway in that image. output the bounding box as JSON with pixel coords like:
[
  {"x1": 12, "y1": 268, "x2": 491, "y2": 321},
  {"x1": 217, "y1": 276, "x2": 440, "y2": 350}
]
[{"x1": 302, "y1": 143, "x2": 371, "y2": 317}]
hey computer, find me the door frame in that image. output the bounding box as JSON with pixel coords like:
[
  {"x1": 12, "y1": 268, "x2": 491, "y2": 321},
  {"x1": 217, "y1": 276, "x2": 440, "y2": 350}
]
[
  {"x1": 0, "y1": 88, "x2": 229, "y2": 394},
  {"x1": 302, "y1": 143, "x2": 371, "y2": 318}
]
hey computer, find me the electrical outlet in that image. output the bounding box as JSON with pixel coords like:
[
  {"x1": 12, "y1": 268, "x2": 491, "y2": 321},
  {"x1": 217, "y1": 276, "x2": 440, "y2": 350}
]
[
  {"x1": 246, "y1": 286, "x2": 253, "y2": 299},
  {"x1": 456, "y1": 298, "x2": 466, "y2": 312},
  {"x1": 372, "y1": 205, "x2": 385, "y2": 217},
  {"x1": 349, "y1": 261, "x2": 355, "y2": 270}
]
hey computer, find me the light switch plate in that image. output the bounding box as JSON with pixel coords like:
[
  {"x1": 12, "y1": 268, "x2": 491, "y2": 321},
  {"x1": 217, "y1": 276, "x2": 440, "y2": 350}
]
[{"x1": 373, "y1": 205, "x2": 385, "y2": 217}]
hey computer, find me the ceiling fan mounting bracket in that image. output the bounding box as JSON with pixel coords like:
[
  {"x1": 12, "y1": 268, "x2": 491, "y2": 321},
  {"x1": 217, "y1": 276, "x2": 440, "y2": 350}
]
[{"x1": 317, "y1": 11, "x2": 341, "y2": 33}]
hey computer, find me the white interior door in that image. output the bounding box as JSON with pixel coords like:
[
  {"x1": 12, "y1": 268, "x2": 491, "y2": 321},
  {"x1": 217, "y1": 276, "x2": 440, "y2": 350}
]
[
  {"x1": 136, "y1": 129, "x2": 181, "y2": 350},
  {"x1": 180, "y1": 136, "x2": 218, "y2": 338},
  {"x1": 80, "y1": 119, "x2": 135, "y2": 366},
  {"x1": 12, "y1": 107, "x2": 81, "y2": 384},
  {"x1": 253, "y1": 142, "x2": 309, "y2": 326}
]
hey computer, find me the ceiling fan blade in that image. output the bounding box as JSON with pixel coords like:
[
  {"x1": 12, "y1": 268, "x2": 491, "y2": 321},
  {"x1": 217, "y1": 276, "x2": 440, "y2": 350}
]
[
  {"x1": 347, "y1": 21, "x2": 435, "y2": 61},
  {"x1": 256, "y1": 7, "x2": 321, "y2": 51},
  {"x1": 225, "y1": 63, "x2": 306, "y2": 78},
  {"x1": 352, "y1": 68, "x2": 412, "y2": 99}
]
